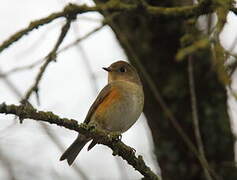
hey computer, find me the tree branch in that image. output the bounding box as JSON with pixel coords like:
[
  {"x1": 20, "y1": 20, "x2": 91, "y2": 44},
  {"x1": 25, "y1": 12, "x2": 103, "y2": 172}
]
[
  {"x1": 41, "y1": 123, "x2": 89, "y2": 180},
  {"x1": 0, "y1": 24, "x2": 103, "y2": 81},
  {"x1": 59, "y1": 24, "x2": 105, "y2": 54},
  {"x1": 0, "y1": 0, "x2": 214, "y2": 54},
  {"x1": 0, "y1": 67, "x2": 89, "y2": 180},
  {"x1": 0, "y1": 103, "x2": 161, "y2": 180},
  {"x1": 108, "y1": 15, "x2": 221, "y2": 179},
  {"x1": 21, "y1": 18, "x2": 72, "y2": 105},
  {"x1": 0, "y1": 59, "x2": 44, "y2": 78},
  {"x1": 188, "y1": 56, "x2": 212, "y2": 180}
]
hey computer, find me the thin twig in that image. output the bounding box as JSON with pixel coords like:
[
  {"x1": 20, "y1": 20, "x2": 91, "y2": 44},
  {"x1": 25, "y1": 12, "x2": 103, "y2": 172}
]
[
  {"x1": 0, "y1": 103, "x2": 161, "y2": 180},
  {"x1": 0, "y1": 69, "x2": 22, "y2": 98},
  {"x1": 0, "y1": 67, "x2": 89, "y2": 180},
  {"x1": 0, "y1": 23, "x2": 104, "y2": 180},
  {"x1": 188, "y1": 56, "x2": 212, "y2": 180},
  {"x1": 21, "y1": 18, "x2": 72, "y2": 105},
  {"x1": 0, "y1": 0, "x2": 214, "y2": 54},
  {"x1": 59, "y1": 24, "x2": 105, "y2": 53},
  {"x1": 0, "y1": 25, "x2": 104, "y2": 80},
  {"x1": 41, "y1": 124, "x2": 88, "y2": 180},
  {"x1": 72, "y1": 24, "x2": 100, "y2": 94},
  {"x1": 0, "y1": 59, "x2": 44, "y2": 78}
]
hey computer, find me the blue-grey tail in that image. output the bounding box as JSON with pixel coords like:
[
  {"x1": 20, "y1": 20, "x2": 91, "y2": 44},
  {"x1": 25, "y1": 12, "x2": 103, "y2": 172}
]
[{"x1": 60, "y1": 135, "x2": 89, "y2": 165}]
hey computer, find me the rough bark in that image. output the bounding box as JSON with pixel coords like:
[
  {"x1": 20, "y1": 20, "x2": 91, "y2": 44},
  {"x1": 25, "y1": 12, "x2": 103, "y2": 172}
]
[{"x1": 96, "y1": 0, "x2": 237, "y2": 179}]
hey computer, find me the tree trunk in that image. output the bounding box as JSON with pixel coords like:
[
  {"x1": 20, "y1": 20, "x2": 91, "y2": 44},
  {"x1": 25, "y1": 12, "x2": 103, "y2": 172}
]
[{"x1": 95, "y1": 0, "x2": 237, "y2": 179}]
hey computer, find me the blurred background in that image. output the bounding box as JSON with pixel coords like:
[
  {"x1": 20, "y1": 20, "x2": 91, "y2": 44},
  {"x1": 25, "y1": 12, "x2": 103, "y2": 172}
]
[{"x1": 0, "y1": 0, "x2": 237, "y2": 180}]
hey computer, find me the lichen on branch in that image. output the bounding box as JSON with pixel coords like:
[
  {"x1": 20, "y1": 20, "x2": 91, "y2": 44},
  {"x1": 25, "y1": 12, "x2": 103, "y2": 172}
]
[
  {"x1": 0, "y1": 0, "x2": 215, "y2": 54},
  {"x1": 0, "y1": 102, "x2": 160, "y2": 180}
]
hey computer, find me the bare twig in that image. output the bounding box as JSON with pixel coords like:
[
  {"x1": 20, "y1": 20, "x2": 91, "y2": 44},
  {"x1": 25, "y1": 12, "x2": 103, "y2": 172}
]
[
  {"x1": 60, "y1": 11, "x2": 122, "y2": 53},
  {"x1": 59, "y1": 24, "x2": 105, "y2": 53},
  {"x1": 188, "y1": 56, "x2": 212, "y2": 180},
  {"x1": 0, "y1": 25, "x2": 103, "y2": 80},
  {"x1": 72, "y1": 24, "x2": 100, "y2": 94},
  {"x1": 0, "y1": 69, "x2": 22, "y2": 98},
  {"x1": 21, "y1": 18, "x2": 72, "y2": 105},
  {"x1": 0, "y1": 103, "x2": 161, "y2": 180},
  {"x1": 0, "y1": 0, "x2": 214, "y2": 54},
  {"x1": 41, "y1": 124, "x2": 88, "y2": 180},
  {"x1": 0, "y1": 67, "x2": 89, "y2": 180},
  {"x1": 0, "y1": 59, "x2": 44, "y2": 78}
]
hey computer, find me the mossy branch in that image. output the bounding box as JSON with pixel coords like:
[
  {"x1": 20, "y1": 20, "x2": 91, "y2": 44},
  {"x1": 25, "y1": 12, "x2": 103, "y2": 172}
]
[
  {"x1": 0, "y1": 102, "x2": 161, "y2": 180},
  {"x1": 176, "y1": 38, "x2": 210, "y2": 61},
  {"x1": 0, "y1": 0, "x2": 214, "y2": 54}
]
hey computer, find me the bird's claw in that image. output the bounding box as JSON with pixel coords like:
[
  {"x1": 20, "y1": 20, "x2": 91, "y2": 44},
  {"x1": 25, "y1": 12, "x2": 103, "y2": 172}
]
[{"x1": 107, "y1": 132, "x2": 122, "y2": 142}]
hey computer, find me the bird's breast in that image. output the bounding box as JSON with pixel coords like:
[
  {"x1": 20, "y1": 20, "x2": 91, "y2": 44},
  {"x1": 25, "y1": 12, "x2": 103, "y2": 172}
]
[{"x1": 91, "y1": 82, "x2": 144, "y2": 133}]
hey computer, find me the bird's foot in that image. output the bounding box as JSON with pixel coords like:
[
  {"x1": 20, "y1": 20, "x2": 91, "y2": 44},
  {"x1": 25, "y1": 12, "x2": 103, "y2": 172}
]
[{"x1": 108, "y1": 132, "x2": 122, "y2": 142}]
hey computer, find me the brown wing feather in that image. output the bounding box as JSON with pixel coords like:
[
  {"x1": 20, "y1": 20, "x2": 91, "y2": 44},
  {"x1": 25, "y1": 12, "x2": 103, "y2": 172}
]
[{"x1": 84, "y1": 84, "x2": 112, "y2": 124}]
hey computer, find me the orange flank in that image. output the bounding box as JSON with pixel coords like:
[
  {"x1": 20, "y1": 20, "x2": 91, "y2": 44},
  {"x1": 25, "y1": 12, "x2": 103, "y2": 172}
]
[{"x1": 96, "y1": 88, "x2": 120, "y2": 114}]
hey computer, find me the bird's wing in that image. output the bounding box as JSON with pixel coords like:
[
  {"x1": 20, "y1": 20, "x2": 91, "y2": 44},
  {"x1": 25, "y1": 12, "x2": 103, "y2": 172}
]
[{"x1": 84, "y1": 83, "x2": 112, "y2": 124}]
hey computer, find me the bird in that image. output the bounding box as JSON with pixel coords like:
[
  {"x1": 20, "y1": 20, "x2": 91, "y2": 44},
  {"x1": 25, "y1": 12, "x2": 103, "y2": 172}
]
[{"x1": 60, "y1": 60, "x2": 144, "y2": 165}]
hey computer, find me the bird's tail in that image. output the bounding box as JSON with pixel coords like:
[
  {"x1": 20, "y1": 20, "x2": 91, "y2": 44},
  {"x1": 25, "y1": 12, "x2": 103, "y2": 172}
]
[{"x1": 60, "y1": 135, "x2": 89, "y2": 165}]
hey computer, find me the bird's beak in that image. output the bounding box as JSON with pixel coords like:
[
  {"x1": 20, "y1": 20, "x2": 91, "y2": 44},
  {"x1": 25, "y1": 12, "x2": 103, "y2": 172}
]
[{"x1": 102, "y1": 67, "x2": 112, "y2": 72}]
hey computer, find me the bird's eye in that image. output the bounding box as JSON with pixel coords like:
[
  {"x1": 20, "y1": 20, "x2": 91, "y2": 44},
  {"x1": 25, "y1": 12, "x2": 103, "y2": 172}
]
[{"x1": 119, "y1": 67, "x2": 126, "y2": 73}]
